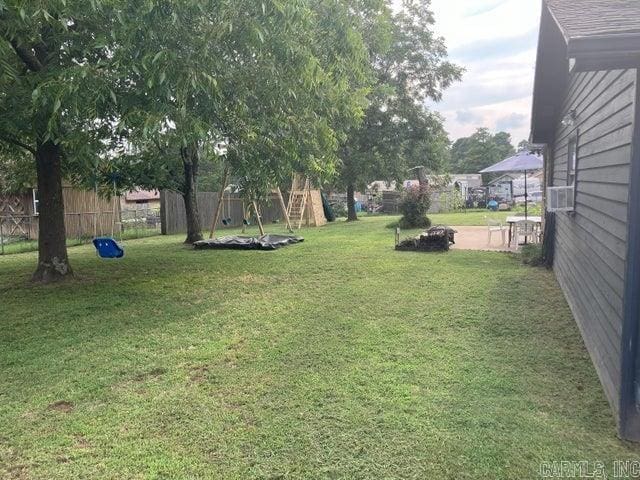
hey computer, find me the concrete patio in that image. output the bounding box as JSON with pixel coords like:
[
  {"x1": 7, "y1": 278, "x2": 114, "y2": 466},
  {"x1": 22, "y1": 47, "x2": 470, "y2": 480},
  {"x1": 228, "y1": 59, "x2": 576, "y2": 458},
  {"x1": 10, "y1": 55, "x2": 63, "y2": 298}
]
[{"x1": 450, "y1": 226, "x2": 516, "y2": 252}]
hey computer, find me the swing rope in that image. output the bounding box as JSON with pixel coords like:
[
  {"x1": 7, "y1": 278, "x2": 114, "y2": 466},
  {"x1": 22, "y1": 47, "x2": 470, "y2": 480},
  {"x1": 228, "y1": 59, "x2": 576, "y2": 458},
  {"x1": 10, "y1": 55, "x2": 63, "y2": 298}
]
[
  {"x1": 93, "y1": 180, "x2": 99, "y2": 239},
  {"x1": 222, "y1": 188, "x2": 231, "y2": 225},
  {"x1": 209, "y1": 163, "x2": 230, "y2": 238},
  {"x1": 222, "y1": 190, "x2": 226, "y2": 225},
  {"x1": 111, "y1": 178, "x2": 122, "y2": 243},
  {"x1": 92, "y1": 174, "x2": 125, "y2": 259}
]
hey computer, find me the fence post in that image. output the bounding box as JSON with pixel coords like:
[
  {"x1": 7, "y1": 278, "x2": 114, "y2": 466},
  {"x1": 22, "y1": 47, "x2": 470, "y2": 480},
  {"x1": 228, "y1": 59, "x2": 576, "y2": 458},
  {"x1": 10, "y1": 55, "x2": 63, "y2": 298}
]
[
  {"x1": 160, "y1": 190, "x2": 167, "y2": 235},
  {"x1": 0, "y1": 217, "x2": 4, "y2": 255}
]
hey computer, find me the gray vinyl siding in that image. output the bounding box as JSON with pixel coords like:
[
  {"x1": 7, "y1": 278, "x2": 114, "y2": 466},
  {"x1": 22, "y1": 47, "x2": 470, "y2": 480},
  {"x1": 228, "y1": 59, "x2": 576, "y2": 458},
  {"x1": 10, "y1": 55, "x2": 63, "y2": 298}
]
[{"x1": 550, "y1": 68, "x2": 636, "y2": 416}]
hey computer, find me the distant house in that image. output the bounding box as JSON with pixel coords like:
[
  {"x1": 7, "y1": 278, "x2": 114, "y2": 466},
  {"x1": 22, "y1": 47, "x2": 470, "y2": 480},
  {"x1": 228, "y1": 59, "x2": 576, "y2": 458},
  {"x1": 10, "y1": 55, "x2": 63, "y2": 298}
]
[
  {"x1": 400, "y1": 174, "x2": 482, "y2": 213},
  {"x1": 402, "y1": 174, "x2": 481, "y2": 191},
  {"x1": 122, "y1": 189, "x2": 160, "y2": 210},
  {"x1": 487, "y1": 173, "x2": 518, "y2": 201},
  {"x1": 367, "y1": 181, "x2": 398, "y2": 193},
  {"x1": 487, "y1": 172, "x2": 543, "y2": 202},
  {"x1": 531, "y1": 0, "x2": 640, "y2": 440},
  {"x1": 449, "y1": 173, "x2": 482, "y2": 192}
]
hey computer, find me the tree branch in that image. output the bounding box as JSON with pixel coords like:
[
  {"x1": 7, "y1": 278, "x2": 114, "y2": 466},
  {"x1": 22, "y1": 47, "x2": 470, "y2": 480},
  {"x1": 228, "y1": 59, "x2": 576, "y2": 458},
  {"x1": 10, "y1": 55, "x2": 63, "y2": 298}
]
[
  {"x1": 0, "y1": 134, "x2": 36, "y2": 155},
  {"x1": 153, "y1": 137, "x2": 167, "y2": 155},
  {"x1": 33, "y1": 41, "x2": 48, "y2": 65},
  {"x1": 9, "y1": 39, "x2": 43, "y2": 72}
]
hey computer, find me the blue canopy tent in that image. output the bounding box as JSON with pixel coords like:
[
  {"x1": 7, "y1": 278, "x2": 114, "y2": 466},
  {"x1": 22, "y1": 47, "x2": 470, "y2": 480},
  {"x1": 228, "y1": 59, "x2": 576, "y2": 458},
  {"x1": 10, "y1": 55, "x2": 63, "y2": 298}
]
[{"x1": 480, "y1": 150, "x2": 543, "y2": 221}]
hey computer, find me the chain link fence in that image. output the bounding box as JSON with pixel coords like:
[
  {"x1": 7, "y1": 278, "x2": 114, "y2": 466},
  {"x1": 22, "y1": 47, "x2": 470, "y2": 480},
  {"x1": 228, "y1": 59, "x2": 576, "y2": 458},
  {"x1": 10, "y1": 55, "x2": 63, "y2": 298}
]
[{"x1": 119, "y1": 208, "x2": 162, "y2": 240}]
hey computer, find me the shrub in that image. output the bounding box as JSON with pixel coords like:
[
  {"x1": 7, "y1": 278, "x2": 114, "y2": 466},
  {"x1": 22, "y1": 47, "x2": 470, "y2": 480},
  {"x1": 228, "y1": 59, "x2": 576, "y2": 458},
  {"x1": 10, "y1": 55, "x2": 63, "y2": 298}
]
[
  {"x1": 398, "y1": 216, "x2": 431, "y2": 229},
  {"x1": 398, "y1": 185, "x2": 432, "y2": 229},
  {"x1": 520, "y1": 243, "x2": 545, "y2": 267},
  {"x1": 386, "y1": 220, "x2": 400, "y2": 229}
]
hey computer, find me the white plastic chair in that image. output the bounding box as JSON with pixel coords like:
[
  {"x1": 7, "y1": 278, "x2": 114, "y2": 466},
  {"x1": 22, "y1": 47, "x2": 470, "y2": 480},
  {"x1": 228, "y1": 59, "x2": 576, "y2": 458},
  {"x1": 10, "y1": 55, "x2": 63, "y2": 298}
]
[
  {"x1": 515, "y1": 220, "x2": 538, "y2": 246},
  {"x1": 486, "y1": 217, "x2": 505, "y2": 246}
]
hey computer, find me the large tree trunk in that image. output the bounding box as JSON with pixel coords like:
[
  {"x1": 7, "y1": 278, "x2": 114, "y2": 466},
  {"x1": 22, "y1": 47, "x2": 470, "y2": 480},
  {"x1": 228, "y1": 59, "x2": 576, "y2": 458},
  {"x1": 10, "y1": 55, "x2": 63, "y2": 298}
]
[
  {"x1": 181, "y1": 145, "x2": 203, "y2": 244},
  {"x1": 416, "y1": 166, "x2": 428, "y2": 187},
  {"x1": 346, "y1": 183, "x2": 358, "y2": 222},
  {"x1": 32, "y1": 141, "x2": 73, "y2": 283}
]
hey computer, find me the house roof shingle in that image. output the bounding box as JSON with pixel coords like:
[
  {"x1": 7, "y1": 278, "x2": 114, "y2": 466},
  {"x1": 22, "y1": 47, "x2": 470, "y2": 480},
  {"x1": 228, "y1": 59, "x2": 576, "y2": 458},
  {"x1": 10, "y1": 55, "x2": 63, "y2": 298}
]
[
  {"x1": 125, "y1": 189, "x2": 160, "y2": 202},
  {"x1": 546, "y1": 0, "x2": 640, "y2": 40},
  {"x1": 531, "y1": 0, "x2": 640, "y2": 144}
]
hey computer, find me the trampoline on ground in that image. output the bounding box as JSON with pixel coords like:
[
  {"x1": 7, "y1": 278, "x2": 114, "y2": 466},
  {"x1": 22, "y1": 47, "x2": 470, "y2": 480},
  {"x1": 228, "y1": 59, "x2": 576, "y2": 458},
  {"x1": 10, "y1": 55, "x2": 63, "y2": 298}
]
[{"x1": 193, "y1": 234, "x2": 304, "y2": 251}]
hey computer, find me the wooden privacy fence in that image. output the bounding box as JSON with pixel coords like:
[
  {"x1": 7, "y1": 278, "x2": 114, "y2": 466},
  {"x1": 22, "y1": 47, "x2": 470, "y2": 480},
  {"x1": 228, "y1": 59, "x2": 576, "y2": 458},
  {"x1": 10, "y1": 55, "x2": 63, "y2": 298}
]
[
  {"x1": 0, "y1": 188, "x2": 118, "y2": 240},
  {"x1": 382, "y1": 191, "x2": 401, "y2": 214},
  {"x1": 160, "y1": 191, "x2": 290, "y2": 236},
  {"x1": 0, "y1": 212, "x2": 118, "y2": 239},
  {"x1": 63, "y1": 188, "x2": 119, "y2": 237}
]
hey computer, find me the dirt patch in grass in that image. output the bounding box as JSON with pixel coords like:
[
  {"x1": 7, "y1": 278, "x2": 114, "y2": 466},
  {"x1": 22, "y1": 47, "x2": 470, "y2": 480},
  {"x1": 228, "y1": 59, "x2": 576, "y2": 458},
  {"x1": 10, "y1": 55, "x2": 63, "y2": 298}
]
[
  {"x1": 236, "y1": 274, "x2": 269, "y2": 285},
  {"x1": 0, "y1": 444, "x2": 30, "y2": 480},
  {"x1": 47, "y1": 400, "x2": 74, "y2": 413},
  {"x1": 222, "y1": 355, "x2": 238, "y2": 369},
  {"x1": 4, "y1": 464, "x2": 30, "y2": 479},
  {"x1": 133, "y1": 367, "x2": 167, "y2": 382},
  {"x1": 74, "y1": 435, "x2": 92, "y2": 449},
  {"x1": 189, "y1": 365, "x2": 210, "y2": 384},
  {"x1": 110, "y1": 367, "x2": 169, "y2": 394}
]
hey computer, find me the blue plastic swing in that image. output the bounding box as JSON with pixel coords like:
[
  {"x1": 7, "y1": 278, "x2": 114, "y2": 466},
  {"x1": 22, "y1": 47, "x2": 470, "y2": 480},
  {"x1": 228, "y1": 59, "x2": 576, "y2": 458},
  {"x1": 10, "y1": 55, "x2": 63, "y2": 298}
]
[
  {"x1": 92, "y1": 175, "x2": 124, "y2": 259},
  {"x1": 93, "y1": 237, "x2": 124, "y2": 259}
]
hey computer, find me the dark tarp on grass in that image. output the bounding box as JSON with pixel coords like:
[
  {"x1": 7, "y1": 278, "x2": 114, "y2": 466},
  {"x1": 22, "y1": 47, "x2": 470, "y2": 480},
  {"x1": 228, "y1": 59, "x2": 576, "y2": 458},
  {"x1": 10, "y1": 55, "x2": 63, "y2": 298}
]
[
  {"x1": 193, "y1": 234, "x2": 304, "y2": 251},
  {"x1": 321, "y1": 191, "x2": 336, "y2": 222}
]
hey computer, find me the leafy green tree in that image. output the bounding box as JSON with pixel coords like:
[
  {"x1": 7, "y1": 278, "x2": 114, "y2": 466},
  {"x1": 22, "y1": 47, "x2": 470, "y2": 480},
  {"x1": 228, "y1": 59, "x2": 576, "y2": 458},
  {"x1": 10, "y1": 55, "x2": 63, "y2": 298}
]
[
  {"x1": 0, "y1": 0, "x2": 388, "y2": 279},
  {"x1": 114, "y1": 0, "x2": 371, "y2": 242},
  {"x1": 450, "y1": 128, "x2": 516, "y2": 175},
  {"x1": 0, "y1": 147, "x2": 32, "y2": 194},
  {"x1": 518, "y1": 139, "x2": 532, "y2": 152},
  {"x1": 493, "y1": 131, "x2": 516, "y2": 159},
  {"x1": 339, "y1": 0, "x2": 462, "y2": 221},
  {"x1": 0, "y1": 1, "x2": 121, "y2": 282}
]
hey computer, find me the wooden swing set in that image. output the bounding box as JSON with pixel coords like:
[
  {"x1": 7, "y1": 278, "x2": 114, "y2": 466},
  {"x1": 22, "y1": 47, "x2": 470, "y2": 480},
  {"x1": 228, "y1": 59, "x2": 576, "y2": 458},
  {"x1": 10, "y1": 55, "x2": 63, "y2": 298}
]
[{"x1": 208, "y1": 166, "x2": 315, "y2": 239}]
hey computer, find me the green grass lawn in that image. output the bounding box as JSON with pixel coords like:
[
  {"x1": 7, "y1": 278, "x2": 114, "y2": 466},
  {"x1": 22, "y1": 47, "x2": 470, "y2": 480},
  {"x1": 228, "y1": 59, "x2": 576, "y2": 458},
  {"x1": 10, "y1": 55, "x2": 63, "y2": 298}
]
[
  {"x1": 363, "y1": 209, "x2": 510, "y2": 225},
  {"x1": 1, "y1": 216, "x2": 638, "y2": 479},
  {"x1": 0, "y1": 209, "x2": 534, "y2": 257},
  {"x1": 430, "y1": 209, "x2": 510, "y2": 226},
  {"x1": 0, "y1": 238, "x2": 88, "y2": 256},
  {"x1": 0, "y1": 228, "x2": 160, "y2": 256},
  {"x1": 373, "y1": 208, "x2": 540, "y2": 228}
]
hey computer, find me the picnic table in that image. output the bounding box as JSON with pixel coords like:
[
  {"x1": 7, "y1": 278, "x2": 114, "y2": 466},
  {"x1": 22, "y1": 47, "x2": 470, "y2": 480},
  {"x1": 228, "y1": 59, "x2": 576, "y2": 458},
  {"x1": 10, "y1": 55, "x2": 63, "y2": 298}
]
[{"x1": 506, "y1": 216, "x2": 542, "y2": 247}]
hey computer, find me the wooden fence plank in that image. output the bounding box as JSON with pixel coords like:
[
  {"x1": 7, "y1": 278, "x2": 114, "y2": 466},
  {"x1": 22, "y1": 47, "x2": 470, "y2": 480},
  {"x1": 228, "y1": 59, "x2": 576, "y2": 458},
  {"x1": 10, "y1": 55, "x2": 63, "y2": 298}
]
[{"x1": 160, "y1": 191, "x2": 288, "y2": 235}]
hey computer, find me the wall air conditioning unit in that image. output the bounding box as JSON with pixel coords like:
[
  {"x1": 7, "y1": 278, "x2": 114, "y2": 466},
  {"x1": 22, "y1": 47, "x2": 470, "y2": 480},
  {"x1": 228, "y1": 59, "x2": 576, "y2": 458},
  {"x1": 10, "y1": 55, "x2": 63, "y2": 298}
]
[{"x1": 546, "y1": 186, "x2": 575, "y2": 212}]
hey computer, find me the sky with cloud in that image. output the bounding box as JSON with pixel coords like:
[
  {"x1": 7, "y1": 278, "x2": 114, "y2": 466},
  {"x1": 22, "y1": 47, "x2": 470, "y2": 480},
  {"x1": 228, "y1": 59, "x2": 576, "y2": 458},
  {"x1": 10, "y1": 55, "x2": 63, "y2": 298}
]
[{"x1": 425, "y1": 0, "x2": 542, "y2": 145}]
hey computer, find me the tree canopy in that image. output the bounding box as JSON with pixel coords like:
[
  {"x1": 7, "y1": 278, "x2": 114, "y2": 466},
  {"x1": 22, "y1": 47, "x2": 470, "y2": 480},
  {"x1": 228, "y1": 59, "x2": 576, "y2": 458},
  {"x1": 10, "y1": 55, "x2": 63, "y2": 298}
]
[
  {"x1": 449, "y1": 128, "x2": 516, "y2": 175},
  {"x1": 517, "y1": 139, "x2": 532, "y2": 152},
  {"x1": 0, "y1": 0, "x2": 459, "y2": 279},
  {"x1": 0, "y1": 0, "x2": 381, "y2": 276},
  {"x1": 107, "y1": 0, "x2": 374, "y2": 242},
  {"x1": 0, "y1": 0, "x2": 129, "y2": 280},
  {"x1": 337, "y1": 0, "x2": 462, "y2": 220}
]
